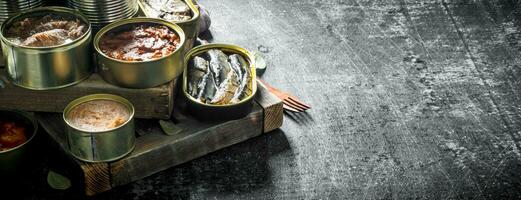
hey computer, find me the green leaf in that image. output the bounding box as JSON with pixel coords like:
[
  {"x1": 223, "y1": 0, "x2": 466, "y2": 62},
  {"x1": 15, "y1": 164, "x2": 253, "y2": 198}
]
[
  {"x1": 159, "y1": 120, "x2": 183, "y2": 136},
  {"x1": 47, "y1": 171, "x2": 71, "y2": 190}
]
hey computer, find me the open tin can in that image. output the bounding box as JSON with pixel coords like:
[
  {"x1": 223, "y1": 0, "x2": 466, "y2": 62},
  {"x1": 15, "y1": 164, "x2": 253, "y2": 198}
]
[
  {"x1": 0, "y1": 0, "x2": 45, "y2": 66},
  {"x1": 0, "y1": 110, "x2": 38, "y2": 175},
  {"x1": 138, "y1": 0, "x2": 200, "y2": 53},
  {"x1": 63, "y1": 94, "x2": 135, "y2": 163},
  {"x1": 94, "y1": 17, "x2": 186, "y2": 88},
  {"x1": 0, "y1": 6, "x2": 93, "y2": 90},
  {"x1": 182, "y1": 44, "x2": 258, "y2": 120}
]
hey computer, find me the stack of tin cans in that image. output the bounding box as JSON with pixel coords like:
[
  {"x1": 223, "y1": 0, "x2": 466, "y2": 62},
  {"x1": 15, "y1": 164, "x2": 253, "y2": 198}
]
[
  {"x1": 0, "y1": 0, "x2": 44, "y2": 25},
  {"x1": 66, "y1": 0, "x2": 139, "y2": 31}
]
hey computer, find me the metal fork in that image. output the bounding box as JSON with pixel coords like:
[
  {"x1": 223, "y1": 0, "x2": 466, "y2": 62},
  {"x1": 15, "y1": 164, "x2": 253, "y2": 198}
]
[{"x1": 258, "y1": 79, "x2": 311, "y2": 112}]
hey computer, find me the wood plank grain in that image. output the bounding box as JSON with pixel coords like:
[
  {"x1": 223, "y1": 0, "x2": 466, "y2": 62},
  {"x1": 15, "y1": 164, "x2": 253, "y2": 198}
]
[
  {"x1": 256, "y1": 80, "x2": 284, "y2": 133},
  {"x1": 0, "y1": 72, "x2": 175, "y2": 119},
  {"x1": 81, "y1": 162, "x2": 112, "y2": 196},
  {"x1": 110, "y1": 103, "x2": 264, "y2": 187}
]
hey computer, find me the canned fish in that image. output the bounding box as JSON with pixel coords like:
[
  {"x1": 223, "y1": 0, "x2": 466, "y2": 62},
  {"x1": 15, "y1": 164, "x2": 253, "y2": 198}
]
[
  {"x1": 182, "y1": 43, "x2": 258, "y2": 120},
  {"x1": 0, "y1": 0, "x2": 45, "y2": 65},
  {"x1": 0, "y1": 7, "x2": 93, "y2": 90},
  {"x1": 94, "y1": 17, "x2": 186, "y2": 88},
  {"x1": 138, "y1": 0, "x2": 200, "y2": 52},
  {"x1": 63, "y1": 94, "x2": 136, "y2": 163},
  {"x1": 0, "y1": 110, "x2": 38, "y2": 175}
]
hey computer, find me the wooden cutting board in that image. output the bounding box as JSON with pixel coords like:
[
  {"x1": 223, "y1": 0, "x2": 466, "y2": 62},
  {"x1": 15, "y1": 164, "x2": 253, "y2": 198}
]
[
  {"x1": 37, "y1": 81, "x2": 283, "y2": 196},
  {"x1": 0, "y1": 71, "x2": 175, "y2": 119}
]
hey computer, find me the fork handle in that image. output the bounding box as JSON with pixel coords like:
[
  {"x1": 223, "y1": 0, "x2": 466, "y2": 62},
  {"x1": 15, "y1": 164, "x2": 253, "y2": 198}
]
[
  {"x1": 257, "y1": 78, "x2": 287, "y2": 100},
  {"x1": 258, "y1": 78, "x2": 275, "y2": 90}
]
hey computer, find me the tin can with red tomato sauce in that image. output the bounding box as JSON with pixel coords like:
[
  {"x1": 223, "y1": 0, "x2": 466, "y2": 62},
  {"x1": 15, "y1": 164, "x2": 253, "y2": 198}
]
[
  {"x1": 94, "y1": 17, "x2": 186, "y2": 89},
  {"x1": 0, "y1": 110, "x2": 38, "y2": 175},
  {"x1": 138, "y1": 0, "x2": 200, "y2": 53}
]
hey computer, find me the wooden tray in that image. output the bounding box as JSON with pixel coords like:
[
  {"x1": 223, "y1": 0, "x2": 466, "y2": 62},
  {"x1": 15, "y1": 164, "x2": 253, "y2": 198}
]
[
  {"x1": 0, "y1": 71, "x2": 175, "y2": 119},
  {"x1": 37, "y1": 81, "x2": 283, "y2": 196}
]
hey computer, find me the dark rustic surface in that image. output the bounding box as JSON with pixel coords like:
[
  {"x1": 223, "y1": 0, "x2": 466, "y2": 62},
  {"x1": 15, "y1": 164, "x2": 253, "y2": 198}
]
[{"x1": 7, "y1": 0, "x2": 521, "y2": 199}]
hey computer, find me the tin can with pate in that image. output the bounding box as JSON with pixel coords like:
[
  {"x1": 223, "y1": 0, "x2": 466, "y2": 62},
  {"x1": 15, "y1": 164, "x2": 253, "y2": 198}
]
[
  {"x1": 0, "y1": 6, "x2": 93, "y2": 90},
  {"x1": 182, "y1": 44, "x2": 258, "y2": 120},
  {"x1": 138, "y1": 0, "x2": 200, "y2": 53},
  {"x1": 63, "y1": 94, "x2": 135, "y2": 163},
  {"x1": 94, "y1": 17, "x2": 186, "y2": 88}
]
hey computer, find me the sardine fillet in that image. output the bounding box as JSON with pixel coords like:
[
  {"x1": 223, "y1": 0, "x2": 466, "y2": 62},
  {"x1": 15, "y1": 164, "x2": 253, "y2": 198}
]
[
  {"x1": 207, "y1": 49, "x2": 232, "y2": 86},
  {"x1": 211, "y1": 71, "x2": 240, "y2": 105},
  {"x1": 229, "y1": 54, "x2": 244, "y2": 85},
  {"x1": 197, "y1": 70, "x2": 217, "y2": 103},
  {"x1": 230, "y1": 54, "x2": 252, "y2": 103},
  {"x1": 188, "y1": 56, "x2": 209, "y2": 97},
  {"x1": 22, "y1": 29, "x2": 68, "y2": 47}
]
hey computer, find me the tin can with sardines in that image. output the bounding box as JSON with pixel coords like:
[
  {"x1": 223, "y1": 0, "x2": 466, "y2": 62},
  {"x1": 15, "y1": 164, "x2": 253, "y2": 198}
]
[
  {"x1": 0, "y1": 7, "x2": 93, "y2": 90},
  {"x1": 63, "y1": 94, "x2": 136, "y2": 163},
  {"x1": 94, "y1": 17, "x2": 186, "y2": 88},
  {"x1": 183, "y1": 44, "x2": 258, "y2": 120}
]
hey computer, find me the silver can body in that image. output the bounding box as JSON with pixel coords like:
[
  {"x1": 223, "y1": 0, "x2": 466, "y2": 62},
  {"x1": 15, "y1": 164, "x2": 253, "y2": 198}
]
[
  {"x1": 63, "y1": 94, "x2": 136, "y2": 163},
  {"x1": 0, "y1": 7, "x2": 93, "y2": 90}
]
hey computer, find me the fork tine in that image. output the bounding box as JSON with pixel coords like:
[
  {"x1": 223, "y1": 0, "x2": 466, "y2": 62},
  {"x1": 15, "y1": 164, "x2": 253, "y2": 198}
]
[
  {"x1": 287, "y1": 96, "x2": 311, "y2": 109},
  {"x1": 260, "y1": 79, "x2": 310, "y2": 112},
  {"x1": 283, "y1": 104, "x2": 301, "y2": 112},
  {"x1": 283, "y1": 99, "x2": 308, "y2": 111},
  {"x1": 284, "y1": 98, "x2": 309, "y2": 111},
  {"x1": 284, "y1": 101, "x2": 304, "y2": 112},
  {"x1": 286, "y1": 97, "x2": 311, "y2": 109}
]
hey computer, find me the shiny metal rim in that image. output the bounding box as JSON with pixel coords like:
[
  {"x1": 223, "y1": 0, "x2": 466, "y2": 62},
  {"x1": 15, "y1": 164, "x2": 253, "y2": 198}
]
[
  {"x1": 0, "y1": 2, "x2": 44, "y2": 10},
  {"x1": 79, "y1": 8, "x2": 138, "y2": 23},
  {"x1": 67, "y1": 0, "x2": 135, "y2": 6},
  {"x1": 0, "y1": 6, "x2": 92, "y2": 50},
  {"x1": 66, "y1": 0, "x2": 138, "y2": 22},
  {"x1": 71, "y1": 5, "x2": 137, "y2": 17},
  {"x1": 0, "y1": 0, "x2": 43, "y2": 5},
  {"x1": 67, "y1": 0, "x2": 136, "y2": 11},
  {"x1": 68, "y1": 0, "x2": 134, "y2": 3},
  {"x1": 66, "y1": 0, "x2": 136, "y2": 11},
  {"x1": 0, "y1": 0, "x2": 45, "y2": 24}
]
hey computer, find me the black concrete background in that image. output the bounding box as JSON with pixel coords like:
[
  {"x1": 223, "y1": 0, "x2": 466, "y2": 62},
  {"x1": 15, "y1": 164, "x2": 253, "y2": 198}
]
[{"x1": 3, "y1": 0, "x2": 521, "y2": 199}]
